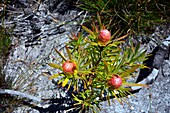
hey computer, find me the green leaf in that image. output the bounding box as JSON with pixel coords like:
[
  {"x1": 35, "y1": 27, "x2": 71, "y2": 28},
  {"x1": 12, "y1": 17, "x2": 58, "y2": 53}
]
[
  {"x1": 79, "y1": 70, "x2": 92, "y2": 74},
  {"x1": 54, "y1": 48, "x2": 67, "y2": 61},
  {"x1": 72, "y1": 94, "x2": 83, "y2": 103},
  {"x1": 82, "y1": 25, "x2": 95, "y2": 38},
  {"x1": 80, "y1": 92, "x2": 86, "y2": 99},
  {"x1": 107, "y1": 43, "x2": 117, "y2": 47},
  {"x1": 82, "y1": 79, "x2": 87, "y2": 89},
  {"x1": 49, "y1": 73, "x2": 62, "y2": 80},
  {"x1": 111, "y1": 29, "x2": 120, "y2": 40},
  {"x1": 130, "y1": 50, "x2": 147, "y2": 64},
  {"x1": 48, "y1": 63, "x2": 62, "y2": 70},
  {"x1": 124, "y1": 89, "x2": 136, "y2": 97},
  {"x1": 119, "y1": 90, "x2": 128, "y2": 98},
  {"x1": 111, "y1": 91, "x2": 122, "y2": 104},
  {"x1": 135, "y1": 43, "x2": 140, "y2": 55},
  {"x1": 106, "y1": 92, "x2": 111, "y2": 106},
  {"x1": 122, "y1": 82, "x2": 148, "y2": 87},
  {"x1": 62, "y1": 78, "x2": 69, "y2": 87},
  {"x1": 121, "y1": 64, "x2": 140, "y2": 77},
  {"x1": 67, "y1": 80, "x2": 72, "y2": 91},
  {"x1": 90, "y1": 42, "x2": 98, "y2": 46},
  {"x1": 104, "y1": 61, "x2": 109, "y2": 75},
  {"x1": 114, "y1": 54, "x2": 126, "y2": 71},
  {"x1": 97, "y1": 12, "x2": 102, "y2": 29},
  {"x1": 113, "y1": 33, "x2": 129, "y2": 41},
  {"x1": 65, "y1": 46, "x2": 72, "y2": 60},
  {"x1": 73, "y1": 70, "x2": 80, "y2": 79}
]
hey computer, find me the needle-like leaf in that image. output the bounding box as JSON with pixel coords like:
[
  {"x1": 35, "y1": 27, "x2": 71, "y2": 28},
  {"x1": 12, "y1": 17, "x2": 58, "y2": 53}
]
[{"x1": 54, "y1": 48, "x2": 67, "y2": 61}]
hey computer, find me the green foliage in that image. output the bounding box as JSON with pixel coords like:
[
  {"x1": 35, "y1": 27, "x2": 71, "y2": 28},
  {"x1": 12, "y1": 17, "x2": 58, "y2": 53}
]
[
  {"x1": 49, "y1": 16, "x2": 147, "y2": 112},
  {"x1": 77, "y1": 0, "x2": 170, "y2": 35},
  {"x1": 0, "y1": 26, "x2": 11, "y2": 59},
  {"x1": 0, "y1": 24, "x2": 13, "y2": 113}
]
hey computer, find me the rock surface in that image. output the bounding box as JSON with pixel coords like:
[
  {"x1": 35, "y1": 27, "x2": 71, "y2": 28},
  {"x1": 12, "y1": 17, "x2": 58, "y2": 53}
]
[
  {"x1": 1, "y1": 0, "x2": 170, "y2": 113},
  {"x1": 2, "y1": 0, "x2": 85, "y2": 112}
]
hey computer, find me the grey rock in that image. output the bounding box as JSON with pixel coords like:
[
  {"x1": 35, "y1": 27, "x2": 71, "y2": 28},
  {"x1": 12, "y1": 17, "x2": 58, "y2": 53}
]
[{"x1": 1, "y1": 0, "x2": 170, "y2": 113}]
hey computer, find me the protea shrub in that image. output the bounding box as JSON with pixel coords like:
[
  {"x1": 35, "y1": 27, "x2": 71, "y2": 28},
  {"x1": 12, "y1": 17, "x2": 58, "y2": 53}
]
[{"x1": 49, "y1": 14, "x2": 147, "y2": 112}]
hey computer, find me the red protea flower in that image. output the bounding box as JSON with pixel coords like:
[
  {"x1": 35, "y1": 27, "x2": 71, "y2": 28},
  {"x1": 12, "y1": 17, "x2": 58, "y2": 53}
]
[
  {"x1": 62, "y1": 61, "x2": 76, "y2": 73},
  {"x1": 108, "y1": 75, "x2": 122, "y2": 89},
  {"x1": 98, "y1": 29, "x2": 111, "y2": 43}
]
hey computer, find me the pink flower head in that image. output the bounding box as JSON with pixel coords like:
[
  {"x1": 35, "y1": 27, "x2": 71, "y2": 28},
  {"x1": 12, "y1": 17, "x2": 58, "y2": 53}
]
[
  {"x1": 108, "y1": 75, "x2": 122, "y2": 89},
  {"x1": 62, "y1": 61, "x2": 76, "y2": 73},
  {"x1": 98, "y1": 29, "x2": 111, "y2": 43}
]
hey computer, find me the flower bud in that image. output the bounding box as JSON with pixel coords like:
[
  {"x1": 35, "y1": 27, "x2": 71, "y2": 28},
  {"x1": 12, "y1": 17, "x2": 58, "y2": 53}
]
[
  {"x1": 108, "y1": 75, "x2": 122, "y2": 89},
  {"x1": 62, "y1": 61, "x2": 76, "y2": 73},
  {"x1": 98, "y1": 29, "x2": 111, "y2": 43}
]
